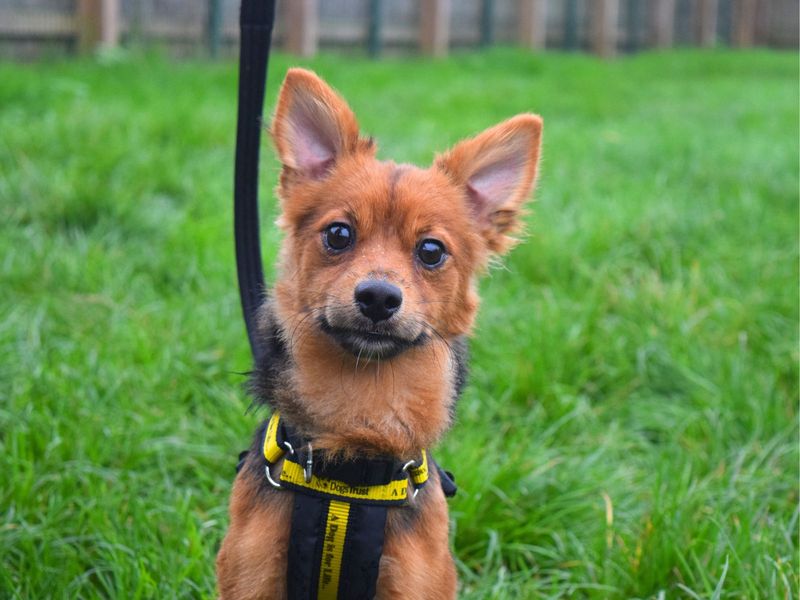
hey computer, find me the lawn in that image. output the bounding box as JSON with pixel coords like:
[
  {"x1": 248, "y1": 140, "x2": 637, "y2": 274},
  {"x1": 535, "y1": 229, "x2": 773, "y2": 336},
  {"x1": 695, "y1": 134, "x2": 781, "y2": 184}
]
[{"x1": 0, "y1": 48, "x2": 797, "y2": 599}]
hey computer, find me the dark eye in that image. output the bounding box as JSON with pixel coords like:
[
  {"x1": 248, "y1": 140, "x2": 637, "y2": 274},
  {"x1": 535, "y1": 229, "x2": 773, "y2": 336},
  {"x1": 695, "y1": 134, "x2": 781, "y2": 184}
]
[
  {"x1": 417, "y1": 239, "x2": 447, "y2": 268},
  {"x1": 323, "y1": 223, "x2": 353, "y2": 252}
]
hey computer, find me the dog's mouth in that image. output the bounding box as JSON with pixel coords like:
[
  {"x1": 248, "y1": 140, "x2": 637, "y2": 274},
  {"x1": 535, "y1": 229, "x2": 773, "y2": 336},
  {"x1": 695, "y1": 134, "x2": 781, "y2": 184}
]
[{"x1": 319, "y1": 317, "x2": 427, "y2": 360}]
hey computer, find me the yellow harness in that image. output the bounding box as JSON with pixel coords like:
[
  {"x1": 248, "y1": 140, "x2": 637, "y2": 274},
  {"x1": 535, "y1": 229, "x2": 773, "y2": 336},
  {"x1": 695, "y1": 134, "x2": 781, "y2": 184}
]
[
  {"x1": 263, "y1": 412, "x2": 429, "y2": 503},
  {"x1": 260, "y1": 412, "x2": 433, "y2": 599}
]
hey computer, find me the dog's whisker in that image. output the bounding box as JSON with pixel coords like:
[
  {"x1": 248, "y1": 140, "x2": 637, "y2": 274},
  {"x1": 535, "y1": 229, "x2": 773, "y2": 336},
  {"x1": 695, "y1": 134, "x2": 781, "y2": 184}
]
[
  {"x1": 284, "y1": 309, "x2": 320, "y2": 353},
  {"x1": 390, "y1": 360, "x2": 397, "y2": 399},
  {"x1": 355, "y1": 346, "x2": 364, "y2": 374}
]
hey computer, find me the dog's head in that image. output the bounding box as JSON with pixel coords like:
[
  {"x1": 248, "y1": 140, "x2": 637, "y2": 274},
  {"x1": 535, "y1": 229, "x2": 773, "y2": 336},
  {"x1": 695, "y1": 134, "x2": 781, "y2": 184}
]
[{"x1": 270, "y1": 68, "x2": 542, "y2": 362}]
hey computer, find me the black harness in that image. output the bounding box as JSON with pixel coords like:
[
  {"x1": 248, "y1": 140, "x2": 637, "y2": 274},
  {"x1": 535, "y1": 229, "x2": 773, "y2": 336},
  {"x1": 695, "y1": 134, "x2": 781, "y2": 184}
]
[
  {"x1": 232, "y1": 2, "x2": 455, "y2": 597},
  {"x1": 234, "y1": 412, "x2": 456, "y2": 599},
  {"x1": 260, "y1": 412, "x2": 431, "y2": 598}
]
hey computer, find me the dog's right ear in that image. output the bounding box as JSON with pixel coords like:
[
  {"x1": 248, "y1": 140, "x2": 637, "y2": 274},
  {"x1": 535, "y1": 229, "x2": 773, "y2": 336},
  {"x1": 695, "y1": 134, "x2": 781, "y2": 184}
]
[{"x1": 272, "y1": 68, "x2": 363, "y2": 179}]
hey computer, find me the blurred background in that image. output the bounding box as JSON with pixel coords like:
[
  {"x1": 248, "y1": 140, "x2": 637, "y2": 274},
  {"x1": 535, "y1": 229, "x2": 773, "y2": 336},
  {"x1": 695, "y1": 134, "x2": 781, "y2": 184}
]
[
  {"x1": 1, "y1": 0, "x2": 798, "y2": 59},
  {"x1": 1, "y1": 1, "x2": 798, "y2": 599}
]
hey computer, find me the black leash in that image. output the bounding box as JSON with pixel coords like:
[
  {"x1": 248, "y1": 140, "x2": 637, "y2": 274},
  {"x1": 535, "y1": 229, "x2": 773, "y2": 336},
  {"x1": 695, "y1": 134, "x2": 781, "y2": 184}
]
[{"x1": 234, "y1": 0, "x2": 277, "y2": 364}]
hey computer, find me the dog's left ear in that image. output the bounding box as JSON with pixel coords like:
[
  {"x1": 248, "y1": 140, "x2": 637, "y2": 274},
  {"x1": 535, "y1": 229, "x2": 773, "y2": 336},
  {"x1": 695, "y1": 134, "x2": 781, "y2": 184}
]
[{"x1": 435, "y1": 114, "x2": 543, "y2": 254}]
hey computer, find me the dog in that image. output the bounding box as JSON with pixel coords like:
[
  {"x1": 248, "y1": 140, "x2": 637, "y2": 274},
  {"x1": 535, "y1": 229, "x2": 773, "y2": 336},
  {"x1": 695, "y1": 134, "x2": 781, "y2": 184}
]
[{"x1": 216, "y1": 68, "x2": 542, "y2": 599}]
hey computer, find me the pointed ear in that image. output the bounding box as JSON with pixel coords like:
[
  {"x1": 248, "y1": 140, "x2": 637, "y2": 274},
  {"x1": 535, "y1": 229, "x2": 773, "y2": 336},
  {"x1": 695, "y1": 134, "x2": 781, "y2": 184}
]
[
  {"x1": 435, "y1": 114, "x2": 543, "y2": 253},
  {"x1": 272, "y1": 68, "x2": 365, "y2": 179}
]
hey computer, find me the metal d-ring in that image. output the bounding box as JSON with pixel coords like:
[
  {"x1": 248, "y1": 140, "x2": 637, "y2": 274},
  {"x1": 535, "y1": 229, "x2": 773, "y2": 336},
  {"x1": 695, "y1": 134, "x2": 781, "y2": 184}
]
[
  {"x1": 402, "y1": 459, "x2": 420, "y2": 499},
  {"x1": 265, "y1": 464, "x2": 282, "y2": 489},
  {"x1": 303, "y1": 443, "x2": 313, "y2": 483},
  {"x1": 265, "y1": 441, "x2": 294, "y2": 489}
]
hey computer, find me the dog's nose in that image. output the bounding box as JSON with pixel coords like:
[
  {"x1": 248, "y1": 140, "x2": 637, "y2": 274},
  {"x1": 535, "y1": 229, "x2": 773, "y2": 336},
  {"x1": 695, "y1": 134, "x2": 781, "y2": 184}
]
[{"x1": 355, "y1": 280, "x2": 403, "y2": 323}]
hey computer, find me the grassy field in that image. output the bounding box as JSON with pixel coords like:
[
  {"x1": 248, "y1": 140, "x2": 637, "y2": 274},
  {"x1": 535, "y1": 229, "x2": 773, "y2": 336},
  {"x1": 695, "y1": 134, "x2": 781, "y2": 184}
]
[{"x1": 1, "y1": 49, "x2": 797, "y2": 599}]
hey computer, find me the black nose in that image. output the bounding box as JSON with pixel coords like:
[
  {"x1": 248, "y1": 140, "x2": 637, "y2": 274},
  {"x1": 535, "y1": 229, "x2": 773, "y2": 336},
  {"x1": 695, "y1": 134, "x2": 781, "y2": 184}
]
[{"x1": 355, "y1": 280, "x2": 403, "y2": 323}]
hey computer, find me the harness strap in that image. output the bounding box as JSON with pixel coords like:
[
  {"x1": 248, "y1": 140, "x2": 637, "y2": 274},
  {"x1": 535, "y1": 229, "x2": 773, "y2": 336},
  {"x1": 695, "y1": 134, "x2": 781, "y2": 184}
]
[
  {"x1": 262, "y1": 412, "x2": 428, "y2": 506},
  {"x1": 287, "y1": 496, "x2": 386, "y2": 600},
  {"x1": 262, "y1": 411, "x2": 414, "y2": 598}
]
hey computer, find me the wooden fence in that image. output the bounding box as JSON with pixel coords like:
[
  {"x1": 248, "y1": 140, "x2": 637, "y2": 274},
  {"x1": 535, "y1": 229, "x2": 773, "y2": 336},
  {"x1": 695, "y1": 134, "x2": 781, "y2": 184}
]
[{"x1": 1, "y1": 0, "x2": 797, "y2": 59}]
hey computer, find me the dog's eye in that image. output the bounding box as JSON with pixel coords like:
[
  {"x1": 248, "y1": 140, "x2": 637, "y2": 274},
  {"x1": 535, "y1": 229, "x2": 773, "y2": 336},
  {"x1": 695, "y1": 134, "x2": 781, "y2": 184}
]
[
  {"x1": 417, "y1": 239, "x2": 447, "y2": 268},
  {"x1": 323, "y1": 223, "x2": 353, "y2": 252}
]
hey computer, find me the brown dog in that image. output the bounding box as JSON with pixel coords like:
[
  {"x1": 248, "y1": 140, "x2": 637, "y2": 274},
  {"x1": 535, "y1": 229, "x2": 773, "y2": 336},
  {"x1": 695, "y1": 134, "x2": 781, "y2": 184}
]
[{"x1": 216, "y1": 68, "x2": 543, "y2": 599}]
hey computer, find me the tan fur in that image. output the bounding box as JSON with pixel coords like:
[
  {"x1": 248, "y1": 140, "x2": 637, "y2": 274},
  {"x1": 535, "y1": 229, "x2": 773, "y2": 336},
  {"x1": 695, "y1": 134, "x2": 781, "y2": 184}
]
[
  {"x1": 217, "y1": 68, "x2": 543, "y2": 598},
  {"x1": 217, "y1": 473, "x2": 293, "y2": 600}
]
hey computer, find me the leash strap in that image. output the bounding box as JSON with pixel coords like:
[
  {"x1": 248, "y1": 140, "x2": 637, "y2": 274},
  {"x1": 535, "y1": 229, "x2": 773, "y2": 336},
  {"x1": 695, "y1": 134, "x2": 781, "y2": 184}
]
[{"x1": 234, "y1": 0, "x2": 277, "y2": 364}]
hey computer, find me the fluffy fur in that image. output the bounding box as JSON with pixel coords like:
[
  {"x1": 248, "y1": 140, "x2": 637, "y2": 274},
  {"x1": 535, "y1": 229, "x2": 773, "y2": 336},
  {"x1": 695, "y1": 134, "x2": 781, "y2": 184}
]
[{"x1": 216, "y1": 68, "x2": 543, "y2": 599}]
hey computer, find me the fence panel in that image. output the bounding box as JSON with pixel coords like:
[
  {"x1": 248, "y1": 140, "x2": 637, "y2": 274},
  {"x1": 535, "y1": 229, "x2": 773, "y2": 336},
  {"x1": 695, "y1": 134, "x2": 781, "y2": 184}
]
[{"x1": 0, "y1": 0, "x2": 797, "y2": 58}]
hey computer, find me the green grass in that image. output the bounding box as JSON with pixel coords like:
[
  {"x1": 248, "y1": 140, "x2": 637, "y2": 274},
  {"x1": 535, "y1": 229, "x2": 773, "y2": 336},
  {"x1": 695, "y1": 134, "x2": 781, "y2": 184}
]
[{"x1": 1, "y1": 48, "x2": 797, "y2": 599}]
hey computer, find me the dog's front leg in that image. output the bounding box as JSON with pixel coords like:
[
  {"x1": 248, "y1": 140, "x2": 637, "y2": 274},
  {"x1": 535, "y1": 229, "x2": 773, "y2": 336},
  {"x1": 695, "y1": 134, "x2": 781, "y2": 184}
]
[
  {"x1": 377, "y1": 484, "x2": 457, "y2": 600},
  {"x1": 216, "y1": 473, "x2": 293, "y2": 600}
]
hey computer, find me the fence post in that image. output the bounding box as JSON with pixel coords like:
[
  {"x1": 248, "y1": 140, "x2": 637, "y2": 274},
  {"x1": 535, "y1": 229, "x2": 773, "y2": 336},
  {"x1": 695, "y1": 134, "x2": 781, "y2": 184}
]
[
  {"x1": 207, "y1": 0, "x2": 222, "y2": 57},
  {"x1": 286, "y1": 0, "x2": 318, "y2": 57},
  {"x1": 77, "y1": 0, "x2": 119, "y2": 52},
  {"x1": 694, "y1": 0, "x2": 718, "y2": 46},
  {"x1": 367, "y1": 0, "x2": 383, "y2": 57},
  {"x1": 420, "y1": 0, "x2": 451, "y2": 57},
  {"x1": 649, "y1": 0, "x2": 675, "y2": 48},
  {"x1": 564, "y1": 0, "x2": 578, "y2": 50},
  {"x1": 102, "y1": 0, "x2": 119, "y2": 48},
  {"x1": 626, "y1": 0, "x2": 641, "y2": 51},
  {"x1": 753, "y1": 0, "x2": 770, "y2": 44},
  {"x1": 731, "y1": 0, "x2": 756, "y2": 46},
  {"x1": 517, "y1": 0, "x2": 547, "y2": 49},
  {"x1": 480, "y1": 0, "x2": 495, "y2": 47},
  {"x1": 591, "y1": 0, "x2": 619, "y2": 57}
]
